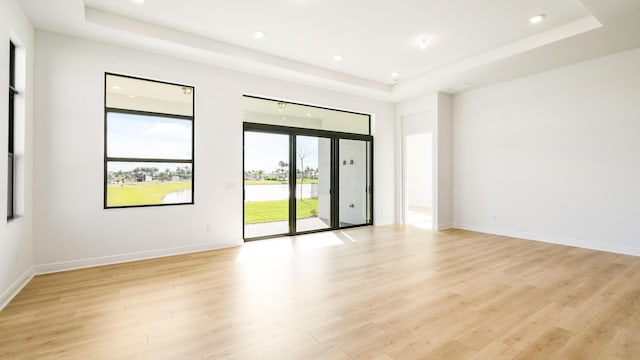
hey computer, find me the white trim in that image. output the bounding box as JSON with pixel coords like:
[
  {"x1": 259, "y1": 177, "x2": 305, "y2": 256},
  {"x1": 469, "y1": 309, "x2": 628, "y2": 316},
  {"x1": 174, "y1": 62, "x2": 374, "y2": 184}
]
[
  {"x1": 0, "y1": 267, "x2": 34, "y2": 312},
  {"x1": 453, "y1": 223, "x2": 640, "y2": 257},
  {"x1": 436, "y1": 223, "x2": 452, "y2": 231},
  {"x1": 34, "y1": 241, "x2": 240, "y2": 275}
]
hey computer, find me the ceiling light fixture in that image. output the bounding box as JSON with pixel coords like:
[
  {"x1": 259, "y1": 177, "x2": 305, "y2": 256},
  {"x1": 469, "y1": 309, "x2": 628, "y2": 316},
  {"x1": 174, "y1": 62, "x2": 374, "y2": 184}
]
[
  {"x1": 333, "y1": 55, "x2": 342, "y2": 62},
  {"x1": 418, "y1": 37, "x2": 430, "y2": 50},
  {"x1": 132, "y1": 0, "x2": 144, "y2": 4},
  {"x1": 277, "y1": 102, "x2": 287, "y2": 111},
  {"x1": 253, "y1": 30, "x2": 265, "y2": 39},
  {"x1": 391, "y1": 72, "x2": 400, "y2": 82},
  {"x1": 529, "y1": 14, "x2": 546, "y2": 24},
  {"x1": 182, "y1": 86, "x2": 193, "y2": 95},
  {"x1": 111, "y1": 85, "x2": 120, "y2": 90},
  {"x1": 306, "y1": 113, "x2": 311, "y2": 117}
]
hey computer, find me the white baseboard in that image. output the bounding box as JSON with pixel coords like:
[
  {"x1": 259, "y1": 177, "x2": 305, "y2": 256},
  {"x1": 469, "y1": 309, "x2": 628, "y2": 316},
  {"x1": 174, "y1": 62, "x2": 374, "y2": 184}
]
[
  {"x1": 453, "y1": 223, "x2": 640, "y2": 257},
  {"x1": 0, "y1": 267, "x2": 35, "y2": 312},
  {"x1": 436, "y1": 222, "x2": 452, "y2": 230},
  {"x1": 34, "y1": 241, "x2": 240, "y2": 275}
]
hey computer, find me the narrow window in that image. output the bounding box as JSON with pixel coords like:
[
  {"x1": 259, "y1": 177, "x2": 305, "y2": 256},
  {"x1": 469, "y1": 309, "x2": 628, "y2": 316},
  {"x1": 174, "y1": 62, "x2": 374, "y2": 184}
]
[
  {"x1": 7, "y1": 41, "x2": 17, "y2": 220},
  {"x1": 104, "y1": 73, "x2": 195, "y2": 208}
]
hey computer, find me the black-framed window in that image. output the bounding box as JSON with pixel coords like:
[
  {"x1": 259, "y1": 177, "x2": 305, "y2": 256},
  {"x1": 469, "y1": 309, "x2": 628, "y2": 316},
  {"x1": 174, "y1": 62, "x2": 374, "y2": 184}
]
[
  {"x1": 104, "y1": 73, "x2": 195, "y2": 208},
  {"x1": 7, "y1": 41, "x2": 17, "y2": 220}
]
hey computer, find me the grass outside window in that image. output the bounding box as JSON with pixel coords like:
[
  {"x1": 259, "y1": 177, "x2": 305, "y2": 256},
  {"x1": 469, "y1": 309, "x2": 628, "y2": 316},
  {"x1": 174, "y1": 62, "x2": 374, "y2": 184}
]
[
  {"x1": 244, "y1": 199, "x2": 318, "y2": 223},
  {"x1": 107, "y1": 182, "x2": 191, "y2": 207}
]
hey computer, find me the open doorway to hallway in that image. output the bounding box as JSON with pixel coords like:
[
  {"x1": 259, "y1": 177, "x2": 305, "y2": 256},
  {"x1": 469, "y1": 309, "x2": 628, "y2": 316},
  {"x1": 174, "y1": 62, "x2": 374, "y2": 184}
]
[{"x1": 404, "y1": 132, "x2": 433, "y2": 229}]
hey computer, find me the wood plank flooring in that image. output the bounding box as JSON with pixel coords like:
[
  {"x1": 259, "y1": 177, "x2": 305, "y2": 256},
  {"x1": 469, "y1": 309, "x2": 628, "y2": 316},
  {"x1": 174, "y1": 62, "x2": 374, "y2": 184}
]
[{"x1": 1, "y1": 225, "x2": 640, "y2": 359}]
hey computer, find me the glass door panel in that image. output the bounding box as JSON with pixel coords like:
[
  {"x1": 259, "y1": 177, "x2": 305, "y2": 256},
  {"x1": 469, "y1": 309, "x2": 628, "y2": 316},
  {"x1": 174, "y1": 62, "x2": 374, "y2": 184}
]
[
  {"x1": 339, "y1": 139, "x2": 371, "y2": 227},
  {"x1": 244, "y1": 132, "x2": 290, "y2": 238},
  {"x1": 295, "y1": 136, "x2": 331, "y2": 232}
]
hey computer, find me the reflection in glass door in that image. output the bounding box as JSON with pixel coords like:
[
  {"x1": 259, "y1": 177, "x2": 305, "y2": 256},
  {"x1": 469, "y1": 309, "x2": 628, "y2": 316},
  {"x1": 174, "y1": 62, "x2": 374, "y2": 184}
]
[
  {"x1": 243, "y1": 132, "x2": 290, "y2": 238},
  {"x1": 339, "y1": 139, "x2": 372, "y2": 227},
  {"x1": 296, "y1": 136, "x2": 331, "y2": 232}
]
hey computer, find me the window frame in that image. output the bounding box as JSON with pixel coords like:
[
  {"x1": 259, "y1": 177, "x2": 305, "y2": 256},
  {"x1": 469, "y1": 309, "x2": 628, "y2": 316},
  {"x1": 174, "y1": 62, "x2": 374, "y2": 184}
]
[
  {"x1": 103, "y1": 73, "x2": 195, "y2": 209},
  {"x1": 7, "y1": 41, "x2": 17, "y2": 221}
]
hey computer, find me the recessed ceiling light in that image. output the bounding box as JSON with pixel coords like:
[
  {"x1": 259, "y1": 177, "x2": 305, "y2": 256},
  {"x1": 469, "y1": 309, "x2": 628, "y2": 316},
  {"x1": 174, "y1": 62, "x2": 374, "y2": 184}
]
[
  {"x1": 529, "y1": 14, "x2": 546, "y2": 24},
  {"x1": 306, "y1": 113, "x2": 311, "y2": 117},
  {"x1": 111, "y1": 85, "x2": 120, "y2": 90},
  {"x1": 129, "y1": 95, "x2": 136, "y2": 98},
  {"x1": 253, "y1": 30, "x2": 265, "y2": 39},
  {"x1": 391, "y1": 72, "x2": 400, "y2": 82},
  {"x1": 132, "y1": 0, "x2": 144, "y2": 4},
  {"x1": 333, "y1": 55, "x2": 342, "y2": 62},
  {"x1": 418, "y1": 37, "x2": 431, "y2": 50}
]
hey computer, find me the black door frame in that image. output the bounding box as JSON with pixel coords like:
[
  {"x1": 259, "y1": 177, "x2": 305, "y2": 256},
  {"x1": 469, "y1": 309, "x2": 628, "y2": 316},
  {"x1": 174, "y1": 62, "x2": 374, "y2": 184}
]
[{"x1": 243, "y1": 122, "x2": 374, "y2": 241}]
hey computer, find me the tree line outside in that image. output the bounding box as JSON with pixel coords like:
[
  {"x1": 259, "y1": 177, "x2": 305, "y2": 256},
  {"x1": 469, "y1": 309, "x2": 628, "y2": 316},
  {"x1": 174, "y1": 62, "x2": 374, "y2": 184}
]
[
  {"x1": 108, "y1": 166, "x2": 193, "y2": 184},
  {"x1": 244, "y1": 161, "x2": 318, "y2": 184}
]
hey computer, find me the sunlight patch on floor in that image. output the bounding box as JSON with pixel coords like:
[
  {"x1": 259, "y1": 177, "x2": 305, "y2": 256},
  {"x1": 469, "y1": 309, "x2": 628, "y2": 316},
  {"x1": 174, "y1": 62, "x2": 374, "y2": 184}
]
[
  {"x1": 407, "y1": 205, "x2": 433, "y2": 229},
  {"x1": 236, "y1": 231, "x2": 349, "y2": 263},
  {"x1": 295, "y1": 232, "x2": 344, "y2": 250},
  {"x1": 236, "y1": 238, "x2": 293, "y2": 263}
]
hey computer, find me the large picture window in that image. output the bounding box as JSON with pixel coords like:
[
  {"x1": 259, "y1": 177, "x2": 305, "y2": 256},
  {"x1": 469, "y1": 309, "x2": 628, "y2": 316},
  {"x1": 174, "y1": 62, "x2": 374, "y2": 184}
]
[
  {"x1": 104, "y1": 73, "x2": 194, "y2": 208},
  {"x1": 7, "y1": 41, "x2": 17, "y2": 220}
]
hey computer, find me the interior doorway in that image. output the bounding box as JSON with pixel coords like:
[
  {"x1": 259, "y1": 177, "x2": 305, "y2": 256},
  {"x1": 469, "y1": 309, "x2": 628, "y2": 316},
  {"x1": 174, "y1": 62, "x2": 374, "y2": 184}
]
[{"x1": 403, "y1": 111, "x2": 433, "y2": 229}]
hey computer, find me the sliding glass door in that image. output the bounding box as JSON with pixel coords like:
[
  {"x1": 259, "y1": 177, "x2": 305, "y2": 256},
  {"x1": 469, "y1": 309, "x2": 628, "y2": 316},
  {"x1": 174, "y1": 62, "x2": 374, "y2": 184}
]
[
  {"x1": 243, "y1": 125, "x2": 372, "y2": 240},
  {"x1": 242, "y1": 95, "x2": 373, "y2": 240}
]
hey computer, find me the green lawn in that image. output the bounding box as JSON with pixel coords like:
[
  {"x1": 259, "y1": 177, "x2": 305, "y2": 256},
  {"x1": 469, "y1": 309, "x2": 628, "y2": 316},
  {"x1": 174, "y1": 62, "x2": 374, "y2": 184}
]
[
  {"x1": 107, "y1": 182, "x2": 192, "y2": 207},
  {"x1": 244, "y1": 199, "x2": 318, "y2": 223},
  {"x1": 244, "y1": 179, "x2": 318, "y2": 185}
]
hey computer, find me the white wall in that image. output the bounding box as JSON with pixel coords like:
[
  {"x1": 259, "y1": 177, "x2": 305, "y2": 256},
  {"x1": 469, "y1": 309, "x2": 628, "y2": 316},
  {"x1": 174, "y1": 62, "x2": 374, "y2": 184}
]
[
  {"x1": 33, "y1": 31, "x2": 395, "y2": 271},
  {"x1": 435, "y1": 93, "x2": 453, "y2": 229},
  {"x1": 0, "y1": 0, "x2": 34, "y2": 309},
  {"x1": 452, "y1": 47, "x2": 640, "y2": 256}
]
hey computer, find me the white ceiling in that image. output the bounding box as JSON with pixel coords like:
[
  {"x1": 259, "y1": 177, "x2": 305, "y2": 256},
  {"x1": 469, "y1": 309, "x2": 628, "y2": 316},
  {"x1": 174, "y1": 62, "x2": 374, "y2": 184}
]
[{"x1": 17, "y1": 0, "x2": 640, "y2": 101}]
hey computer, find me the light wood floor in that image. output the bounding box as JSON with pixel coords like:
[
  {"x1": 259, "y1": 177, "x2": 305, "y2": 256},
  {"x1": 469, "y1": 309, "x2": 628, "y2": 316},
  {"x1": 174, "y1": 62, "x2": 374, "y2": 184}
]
[{"x1": 1, "y1": 226, "x2": 639, "y2": 359}]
